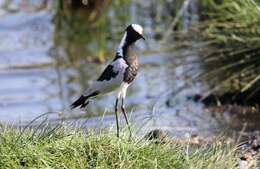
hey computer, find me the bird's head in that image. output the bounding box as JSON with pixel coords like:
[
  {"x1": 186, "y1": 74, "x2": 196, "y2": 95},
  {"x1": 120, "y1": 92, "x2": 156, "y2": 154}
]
[{"x1": 125, "y1": 24, "x2": 145, "y2": 43}]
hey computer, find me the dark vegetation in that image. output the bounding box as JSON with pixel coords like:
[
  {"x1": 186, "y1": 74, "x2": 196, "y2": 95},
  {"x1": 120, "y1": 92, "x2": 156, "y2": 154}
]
[
  {"x1": 169, "y1": 0, "x2": 260, "y2": 108},
  {"x1": 199, "y1": 0, "x2": 260, "y2": 104}
]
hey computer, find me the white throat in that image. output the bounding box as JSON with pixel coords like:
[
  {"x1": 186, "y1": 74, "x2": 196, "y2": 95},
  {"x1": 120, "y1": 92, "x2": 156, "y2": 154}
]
[{"x1": 117, "y1": 32, "x2": 127, "y2": 56}]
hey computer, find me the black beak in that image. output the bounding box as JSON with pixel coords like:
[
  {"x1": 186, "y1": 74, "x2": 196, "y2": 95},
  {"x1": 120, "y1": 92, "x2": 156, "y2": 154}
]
[{"x1": 141, "y1": 35, "x2": 145, "y2": 40}]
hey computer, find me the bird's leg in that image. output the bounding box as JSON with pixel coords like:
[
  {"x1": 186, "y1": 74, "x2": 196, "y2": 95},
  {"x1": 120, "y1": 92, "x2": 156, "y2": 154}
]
[
  {"x1": 121, "y1": 97, "x2": 132, "y2": 138},
  {"x1": 114, "y1": 97, "x2": 120, "y2": 137}
]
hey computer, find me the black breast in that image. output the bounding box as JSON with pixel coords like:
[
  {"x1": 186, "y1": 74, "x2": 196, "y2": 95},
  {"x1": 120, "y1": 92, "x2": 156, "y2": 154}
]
[{"x1": 123, "y1": 48, "x2": 139, "y2": 84}]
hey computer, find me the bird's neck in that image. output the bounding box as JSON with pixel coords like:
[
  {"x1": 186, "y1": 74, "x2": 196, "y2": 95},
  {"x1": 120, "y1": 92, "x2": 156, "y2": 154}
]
[{"x1": 116, "y1": 32, "x2": 135, "y2": 59}]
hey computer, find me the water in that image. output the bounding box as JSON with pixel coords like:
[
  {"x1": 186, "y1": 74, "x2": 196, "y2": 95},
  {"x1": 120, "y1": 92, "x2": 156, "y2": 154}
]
[{"x1": 0, "y1": 0, "x2": 257, "y2": 137}]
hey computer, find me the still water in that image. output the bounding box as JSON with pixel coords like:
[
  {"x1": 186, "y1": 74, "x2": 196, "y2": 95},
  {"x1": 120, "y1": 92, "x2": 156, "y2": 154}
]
[{"x1": 0, "y1": 0, "x2": 255, "y2": 137}]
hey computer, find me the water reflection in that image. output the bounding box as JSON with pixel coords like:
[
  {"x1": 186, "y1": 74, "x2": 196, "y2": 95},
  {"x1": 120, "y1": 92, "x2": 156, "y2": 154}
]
[{"x1": 0, "y1": 0, "x2": 180, "y2": 123}]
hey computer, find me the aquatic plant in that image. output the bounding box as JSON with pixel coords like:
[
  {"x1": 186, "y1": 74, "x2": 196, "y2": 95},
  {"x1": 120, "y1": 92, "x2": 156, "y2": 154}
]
[
  {"x1": 170, "y1": 0, "x2": 260, "y2": 102},
  {"x1": 200, "y1": 0, "x2": 260, "y2": 98}
]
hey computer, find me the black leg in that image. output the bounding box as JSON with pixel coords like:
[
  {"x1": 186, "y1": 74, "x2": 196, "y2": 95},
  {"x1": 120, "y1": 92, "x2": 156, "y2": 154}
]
[
  {"x1": 115, "y1": 98, "x2": 120, "y2": 137},
  {"x1": 121, "y1": 98, "x2": 132, "y2": 138}
]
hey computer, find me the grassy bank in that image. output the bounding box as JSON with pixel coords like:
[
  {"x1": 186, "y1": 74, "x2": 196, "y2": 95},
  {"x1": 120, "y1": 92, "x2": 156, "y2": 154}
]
[{"x1": 0, "y1": 125, "x2": 238, "y2": 169}]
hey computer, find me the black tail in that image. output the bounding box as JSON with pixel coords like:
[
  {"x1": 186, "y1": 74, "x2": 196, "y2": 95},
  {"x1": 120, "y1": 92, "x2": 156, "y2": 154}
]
[
  {"x1": 70, "y1": 95, "x2": 89, "y2": 109},
  {"x1": 70, "y1": 92, "x2": 99, "y2": 109}
]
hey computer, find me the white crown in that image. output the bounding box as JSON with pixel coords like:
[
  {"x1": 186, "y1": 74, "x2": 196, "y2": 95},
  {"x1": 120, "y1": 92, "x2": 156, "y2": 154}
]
[{"x1": 131, "y1": 24, "x2": 143, "y2": 35}]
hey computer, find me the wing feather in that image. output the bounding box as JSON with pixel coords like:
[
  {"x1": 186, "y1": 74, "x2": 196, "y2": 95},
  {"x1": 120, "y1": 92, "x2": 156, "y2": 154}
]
[
  {"x1": 85, "y1": 58, "x2": 128, "y2": 95},
  {"x1": 97, "y1": 65, "x2": 119, "y2": 81}
]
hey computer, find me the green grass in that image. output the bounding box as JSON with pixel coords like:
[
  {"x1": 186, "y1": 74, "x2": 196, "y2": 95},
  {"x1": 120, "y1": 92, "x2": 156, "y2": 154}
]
[
  {"x1": 167, "y1": 0, "x2": 260, "y2": 99},
  {"x1": 196, "y1": 0, "x2": 260, "y2": 95},
  {"x1": 0, "y1": 124, "x2": 238, "y2": 169}
]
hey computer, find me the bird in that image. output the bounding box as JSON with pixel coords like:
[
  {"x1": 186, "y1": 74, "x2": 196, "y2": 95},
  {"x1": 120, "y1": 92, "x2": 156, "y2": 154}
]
[{"x1": 70, "y1": 24, "x2": 145, "y2": 137}]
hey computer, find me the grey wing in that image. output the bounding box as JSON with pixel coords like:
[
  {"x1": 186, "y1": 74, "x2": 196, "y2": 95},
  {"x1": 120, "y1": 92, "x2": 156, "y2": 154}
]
[
  {"x1": 97, "y1": 65, "x2": 119, "y2": 81},
  {"x1": 84, "y1": 59, "x2": 128, "y2": 95}
]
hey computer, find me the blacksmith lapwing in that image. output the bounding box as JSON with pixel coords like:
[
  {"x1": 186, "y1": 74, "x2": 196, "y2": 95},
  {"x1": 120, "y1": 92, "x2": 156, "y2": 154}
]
[{"x1": 71, "y1": 24, "x2": 145, "y2": 137}]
